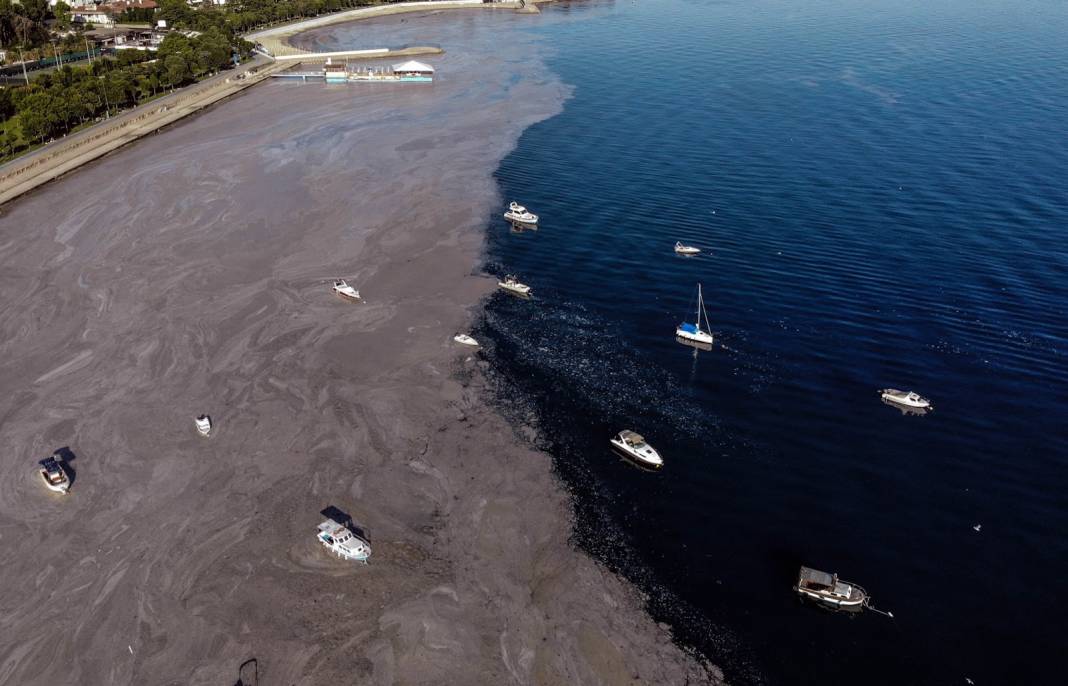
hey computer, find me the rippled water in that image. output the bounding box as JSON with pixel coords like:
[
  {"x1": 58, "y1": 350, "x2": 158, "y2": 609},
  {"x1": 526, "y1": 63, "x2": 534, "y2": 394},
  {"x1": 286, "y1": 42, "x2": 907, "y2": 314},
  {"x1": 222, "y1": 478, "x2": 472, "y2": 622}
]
[{"x1": 481, "y1": 1, "x2": 1068, "y2": 684}]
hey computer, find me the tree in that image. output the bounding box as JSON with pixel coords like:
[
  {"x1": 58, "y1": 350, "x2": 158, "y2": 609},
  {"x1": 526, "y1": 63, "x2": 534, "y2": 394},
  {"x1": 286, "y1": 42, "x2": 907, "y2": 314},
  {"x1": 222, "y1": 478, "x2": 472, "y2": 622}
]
[{"x1": 0, "y1": 87, "x2": 14, "y2": 120}]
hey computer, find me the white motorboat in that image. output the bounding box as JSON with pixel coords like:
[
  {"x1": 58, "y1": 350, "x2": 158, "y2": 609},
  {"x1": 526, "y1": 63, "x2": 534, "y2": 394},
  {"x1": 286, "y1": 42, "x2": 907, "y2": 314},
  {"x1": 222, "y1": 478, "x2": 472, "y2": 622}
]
[
  {"x1": 674, "y1": 241, "x2": 701, "y2": 255},
  {"x1": 39, "y1": 453, "x2": 70, "y2": 494},
  {"x1": 610, "y1": 430, "x2": 664, "y2": 470},
  {"x1": 195, "y1": 414, "x2": 212, "y2": 437},
  {"x1": 453, "y1": 333, "x2": 479, "y2": 346},
  {"x1": 794, "y1": 566, "x2": 868, "y2": 611},
  {"x1": 498, "y1": 275, "x2": 531, "y2": 297},
  {"x1": 675, "y1": 283, "x2": 715, "y2": 347},
  {"x1": 332, "y1": 279, "x2": 361, "y2": 302},
  {"x1": 880, "y1": 388, "x2": 932, "y2": 410},
  {"x1": 317, "y1": 519, "x2": 372, "y2": 563},
  {"x1": 503, "y1": 201, "x2": 538, "y2": 225}
]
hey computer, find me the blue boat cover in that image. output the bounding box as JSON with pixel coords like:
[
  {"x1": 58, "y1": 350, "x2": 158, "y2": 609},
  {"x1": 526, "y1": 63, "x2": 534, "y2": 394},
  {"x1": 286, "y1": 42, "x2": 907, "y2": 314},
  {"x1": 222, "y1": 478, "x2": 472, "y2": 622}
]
[{"x1": 679, "y1": 322, "x2": 699, "y2": 334}]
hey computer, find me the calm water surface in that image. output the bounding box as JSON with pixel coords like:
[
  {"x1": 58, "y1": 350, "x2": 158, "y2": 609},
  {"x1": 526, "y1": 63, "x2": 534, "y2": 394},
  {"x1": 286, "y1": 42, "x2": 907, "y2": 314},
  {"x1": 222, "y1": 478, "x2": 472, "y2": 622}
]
[{"x1": 481, "y1": 1, "x2": 1068, "y2": 684}]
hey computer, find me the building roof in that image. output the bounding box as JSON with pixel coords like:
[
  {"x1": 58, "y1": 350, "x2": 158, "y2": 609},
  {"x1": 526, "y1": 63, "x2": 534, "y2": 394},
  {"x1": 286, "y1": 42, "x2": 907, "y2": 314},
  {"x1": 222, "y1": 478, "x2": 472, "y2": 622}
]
[{"x1": 392, "y1": 60, "x2": 434, "y2": 73}]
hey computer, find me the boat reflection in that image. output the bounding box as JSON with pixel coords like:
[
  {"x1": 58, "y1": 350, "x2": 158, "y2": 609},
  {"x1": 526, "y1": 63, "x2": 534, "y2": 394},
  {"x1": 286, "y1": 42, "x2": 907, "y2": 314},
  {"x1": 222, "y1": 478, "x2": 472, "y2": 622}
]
[{"x1": 508, "y1": 220, "x2": 538, "y2": 234}]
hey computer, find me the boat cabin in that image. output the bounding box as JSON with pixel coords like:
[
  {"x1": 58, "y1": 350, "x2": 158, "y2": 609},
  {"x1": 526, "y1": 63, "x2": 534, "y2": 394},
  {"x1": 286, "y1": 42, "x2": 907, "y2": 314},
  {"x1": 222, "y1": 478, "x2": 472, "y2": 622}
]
[
  {"x1": 41, "y1": 458, "x2": 67, "y2": 486},
  {"x1": 317, "y1": 519, "x2": 371, "y2": 562}
]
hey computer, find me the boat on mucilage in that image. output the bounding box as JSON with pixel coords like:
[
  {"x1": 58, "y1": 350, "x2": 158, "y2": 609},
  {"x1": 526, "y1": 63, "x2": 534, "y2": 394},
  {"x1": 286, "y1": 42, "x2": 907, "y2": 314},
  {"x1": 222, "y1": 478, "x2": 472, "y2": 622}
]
[
  {"x1": 332, "y1": 279, "x2": 361, "y2": 302},
  {"x1": 39, "y1": 453, "x2": 71, "y2": 494},
  {"x1": 195, "y1": 415, "x2": 212, "y2": 437},
  {"x1": 317, "y1": 519, "x2": 372, "y2": 563},
  {"x1": 453, "y1": 333, "x2": 479, "y2": 346}
]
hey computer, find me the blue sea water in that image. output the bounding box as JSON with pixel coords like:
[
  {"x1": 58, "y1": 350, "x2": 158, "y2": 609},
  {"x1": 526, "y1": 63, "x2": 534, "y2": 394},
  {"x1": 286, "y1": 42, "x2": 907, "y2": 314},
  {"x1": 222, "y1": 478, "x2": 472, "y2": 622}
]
[{"x1": 481, "y1": 1, "x2": 1068, "y2": 684}]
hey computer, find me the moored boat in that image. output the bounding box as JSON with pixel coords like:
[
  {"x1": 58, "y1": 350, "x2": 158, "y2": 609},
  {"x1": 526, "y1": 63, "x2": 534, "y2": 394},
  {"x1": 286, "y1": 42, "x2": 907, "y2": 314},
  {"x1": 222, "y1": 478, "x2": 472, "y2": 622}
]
[
  {"x1": 317, "y1": 519, "x2": 372, "y2": 563},
  {"x1": 794, "y1": 566, "x2": 868, "y2": 611},
  {"x1": 676, "y1": 283, "x2": 715, "y2": 347},
  {"x1": 453, "y1": 333, "x2": 479, "y2": 346},
  {"x1": 498, "y1": 275, "x2": 531, "y2": 297},
  {"x1": 674, "y1": 241, "x2": 701, "y2": 255},
  {"x1": 332, "y1": 279, "x2": 361, "y2": 302},
  {"x1": 879, "y1": 388, "x2": 932, "y2": 410},
  {"x1": 610, "y1": 430, "x2": 664, "y2": 469},
  {"x1": 39, "y1": 453, "x2": 70, "y2": 494},
  {"x1": 195, "y1": 415, "x2": 212, "y2": 437},
  {"x1": 504, "y1": 201, "x2": 538, "y2": 225}
]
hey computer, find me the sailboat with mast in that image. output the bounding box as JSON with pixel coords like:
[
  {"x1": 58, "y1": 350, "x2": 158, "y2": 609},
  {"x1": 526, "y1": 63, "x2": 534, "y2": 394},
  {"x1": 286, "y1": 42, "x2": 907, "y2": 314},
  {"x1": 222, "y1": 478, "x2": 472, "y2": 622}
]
[{"x1": 675, "y1": 283, "x2": 714, "y2": 348}]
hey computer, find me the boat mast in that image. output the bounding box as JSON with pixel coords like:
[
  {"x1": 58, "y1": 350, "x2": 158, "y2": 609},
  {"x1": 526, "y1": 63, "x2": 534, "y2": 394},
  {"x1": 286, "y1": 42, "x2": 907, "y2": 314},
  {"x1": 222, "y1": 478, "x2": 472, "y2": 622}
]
[{"x1": 696, "y1": 283, "x2": 704, "y2": 331}]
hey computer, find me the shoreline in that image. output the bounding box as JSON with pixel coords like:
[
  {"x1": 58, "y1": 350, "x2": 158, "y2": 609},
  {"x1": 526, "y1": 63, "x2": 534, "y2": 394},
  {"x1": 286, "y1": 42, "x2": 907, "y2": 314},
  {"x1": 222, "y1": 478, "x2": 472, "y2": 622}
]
[
  {"x1": 247, "y1": 0, "x2": 541, "y2": 55},
  {"x1": 0, "y1": 2, "x2": 542, "y2": 208},
  {"x1": 0, "y1": 5, "x2": 724, "y2": 684}
]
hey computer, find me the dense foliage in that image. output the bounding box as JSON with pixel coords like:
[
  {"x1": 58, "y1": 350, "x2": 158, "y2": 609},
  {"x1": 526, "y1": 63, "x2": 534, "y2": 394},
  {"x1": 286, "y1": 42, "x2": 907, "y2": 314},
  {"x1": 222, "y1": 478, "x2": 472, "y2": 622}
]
[
  {"x1": 1, "y1": 29, "x2": 241, "y2": 153},
  {"x1": 0, "y1": 0, "x2": 403, "y2": 159}
]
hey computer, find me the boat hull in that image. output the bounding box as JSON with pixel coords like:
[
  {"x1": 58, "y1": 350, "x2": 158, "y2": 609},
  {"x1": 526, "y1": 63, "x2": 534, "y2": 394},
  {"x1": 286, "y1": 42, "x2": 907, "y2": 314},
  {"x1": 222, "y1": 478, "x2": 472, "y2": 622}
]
[
  {"x1": 796, "y1": 587, "x2": 867, "y2": 611},
  {"x1": 880, "y1": 389, "x2": 931, "y2": 409},
  {"x1": 676, "y1": 327, "x2": 714, "y2": 346},
  {"x1": 675, "y1": 247, "x2": 701, "y2": 255},
  {"x1": 40, "y1": 473, "x2": 69, "y2": 494},
  {"x1": 334, "y1": 290, "x2": 361, "y2": 302},
  {"x1": 503, "y1": 212, "x2": 538, "y2": 225},
  {"x1": 454, "y1": 334, "x2": 479, "y2": 346},
  {"x1": 498, "y1": 284, "x2": 531, "y2": 297}
]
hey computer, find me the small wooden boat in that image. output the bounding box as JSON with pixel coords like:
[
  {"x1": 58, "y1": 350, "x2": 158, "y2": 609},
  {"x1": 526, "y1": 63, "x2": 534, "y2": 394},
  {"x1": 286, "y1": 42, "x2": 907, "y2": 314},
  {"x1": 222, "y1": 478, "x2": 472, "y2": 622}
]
[
  {"x1": 674, "y1": 241, "x2": 701, "y2": 255},
  {"x1": 453, "y1": 334, "x2": 479, "y2": 346},
  {"x1": 317, "y1": 519, "x2": 372, "y2": 563},
  {"x1": 498, "y1": 275, "x2": 531, "y2": 297},
  {"x1": 675, "y1": 283, "x2": 714, "y2": 347},
  {"x1": 794, "y1": 566, "x2": 868, "y2": 611},
  {"x1": 610, "y1": 430, "x2": 664, "y2": 469},
  {"x1": 195, "y1": 415, "x2": 212, "y2": 437},
  {"x1": 332, "y1": 279, "x2": 361, "y2": 302},
  {"x1": 503, "y1": 201, "x2": 538, "y2": 225},
  {"x1": 880, "y1": 388, "x2": 932, "y2": 410},
  {"x1": 39, "y1": 453, "x2": 70, "y2": 494}
]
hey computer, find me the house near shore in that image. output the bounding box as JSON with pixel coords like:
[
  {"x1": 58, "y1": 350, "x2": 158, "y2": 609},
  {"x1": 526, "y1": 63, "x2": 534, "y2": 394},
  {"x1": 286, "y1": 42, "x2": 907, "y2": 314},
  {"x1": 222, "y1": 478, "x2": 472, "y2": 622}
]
[{"x1": 72, "y1": 8, "x2": 117, "y2": 27}]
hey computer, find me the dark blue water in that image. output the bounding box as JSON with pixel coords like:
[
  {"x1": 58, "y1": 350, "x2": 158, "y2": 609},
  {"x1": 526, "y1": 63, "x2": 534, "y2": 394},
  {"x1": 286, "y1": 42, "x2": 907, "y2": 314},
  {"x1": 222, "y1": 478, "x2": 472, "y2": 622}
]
[{"x1": 481, "y1": 1, "x2": 1068, "y2": 684}]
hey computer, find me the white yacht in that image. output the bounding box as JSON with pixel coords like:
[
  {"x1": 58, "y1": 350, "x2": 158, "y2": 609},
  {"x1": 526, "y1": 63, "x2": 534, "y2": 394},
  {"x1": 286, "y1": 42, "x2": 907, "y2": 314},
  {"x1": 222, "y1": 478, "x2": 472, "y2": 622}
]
[
  {"x1": 39, "y1": 453, "x2": 70, "y2": 494},
  {"x1": 498, "y1": 275, "x2": 531, "y2": 297},
  {"x1": 675, "y1": 283, "x2": 714, "y2": 347},
  {"x1": 610, "y1": 430, "x2": 664, "y2": 470},
  {"x1": 674, "y1": 241, "x2": 701, "y2": 255},
  {"x1": 332, "y1": 279, "x2": 361, "y2": 302},
  {"x1": 879, "y1": 388, "x2": 932, "y2": 410},
  {"x1": 453, "y1": 333, "x2": 479, "y2": 346},
  {"x1": 317, "y1": 520, "x2": 372, "y2": 563},
  {"x1": 195, "y1": 415, "x2": 212, "y2": 437},
  {"x1": 504, "y1": 201, "x2": 538, "y2": 225}
]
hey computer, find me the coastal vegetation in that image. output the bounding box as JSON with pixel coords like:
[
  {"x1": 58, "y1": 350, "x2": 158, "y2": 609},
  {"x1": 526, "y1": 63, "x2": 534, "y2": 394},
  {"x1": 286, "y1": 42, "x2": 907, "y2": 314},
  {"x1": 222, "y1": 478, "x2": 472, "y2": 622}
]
[
  {"x1": 0, "y1": 0, "x2": 409, "y2": 162},
  {"x1": 1, "y1": 30, "x2": 245, "y2": 159}
]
